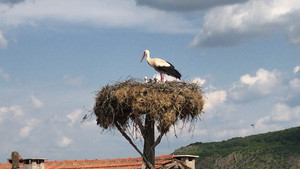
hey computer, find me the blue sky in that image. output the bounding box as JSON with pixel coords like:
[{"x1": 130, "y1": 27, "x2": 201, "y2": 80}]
[{"x1": 0, "y1": 0, "x2": 300, "y2": 163}]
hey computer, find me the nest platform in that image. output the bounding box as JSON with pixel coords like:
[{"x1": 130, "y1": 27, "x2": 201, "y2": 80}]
[{"x1": 93, "y1": 79, "x2": 204, "y2": 133}]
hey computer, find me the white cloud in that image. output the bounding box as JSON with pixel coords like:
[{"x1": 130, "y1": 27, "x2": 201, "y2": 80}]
[
  {"x1": 57, "y1": 136, "x2": 72, "y2": 147},
  {"x1": 271, "y1": 103, "x2": 293, "y2": 122},
  {"x1": 191, "y1": 0, "x2": 300, "y2": 47},
  {"x1": 196, "y1": 66, "x2": 300, "y2": 142},
  {"x1": 0, "y1": 0, "x2": 197, "y2": 34},
  {"x1": 240, "y1": 68, "x2": 280, "y2": 94},
  {"x1": 208, "y1": 102, "x2": 300, "y2": 140},
  {"x1": 283, "y1": 66, "x2": 300, "y2": 106},
  {"x1": 0, "y1": 107, "x2": 8, "y2": 113},
  {"x1": 230, "y1": 68, "x2": 281, "y2": 101},
  {"x1": 255, "y1": 103, "x2": 300, "y2": 133},
  {"x1": 254, "y1": 116, "x2": 282, "y2": 133},
  {"x1": 67, "y1": 109, "x2": 82, "y2": 127},
  {"x1": 0, "y1": 67, "x2": 10, "y2": 81},
  {"x1": 0, "y1": 31, "x2": 8, "y2": 49},
  {"x1": 30, "y1": 95, "x2": 44, "y2": 108},
  {"x1": 19, "y1": 118, "x2": 41, "y2": 138},
  {"x1": 8, "y1": 105, "x2": 24, "y2": 116},
  {"x1": 294, "y1": 65, "x2": 300, "y2": 74},
  {"x1": 289, "y1": 78, "x2": 300, "y2": 91},
  {"x1": 19, "y1": 126, "x2": 32, "y2": 138},
  {"x1": 81, "y1": 119, "x2": 96, "y2": 128},
  {"x1": 204, "y1": 90, "x2": 227, "y2": 111},
  {"x1": 0, "y1": 105, "x2": 24, "y2": 123},
  {"x1": 191, "y1": 77, "x2": 206, "y2": 86},
  {"x1": 190, "y1": 76, "x2": 217, "y2": 93}
]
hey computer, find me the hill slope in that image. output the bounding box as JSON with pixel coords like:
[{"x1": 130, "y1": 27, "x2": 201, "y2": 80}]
[{"x1": 174, "y1": 126, "x2": 300, "y2": 169}]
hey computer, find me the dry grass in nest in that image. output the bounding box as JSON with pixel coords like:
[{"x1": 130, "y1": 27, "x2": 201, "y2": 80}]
[{"x1": 93, "y1": 79, "x2": 204, "y2": 133}]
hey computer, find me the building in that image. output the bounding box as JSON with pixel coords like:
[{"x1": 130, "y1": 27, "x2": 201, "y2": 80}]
[{"x1": 0, "y1": 153, "x2": 198, "y2": 169}]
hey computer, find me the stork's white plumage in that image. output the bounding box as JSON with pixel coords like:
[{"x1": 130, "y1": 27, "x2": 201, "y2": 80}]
[{"x1": 140, "y1": 50, "x2": 181, "y2": 81}]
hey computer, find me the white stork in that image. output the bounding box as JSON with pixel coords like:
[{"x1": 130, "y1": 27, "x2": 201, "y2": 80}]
[{"x1": 140, "y1": 50, "x2": 181, "y2": 81}]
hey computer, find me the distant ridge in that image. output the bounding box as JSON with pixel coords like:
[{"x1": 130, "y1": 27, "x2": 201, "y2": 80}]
[{"x1": 174, "y1": 126, "x2": 300, "y2": 169}]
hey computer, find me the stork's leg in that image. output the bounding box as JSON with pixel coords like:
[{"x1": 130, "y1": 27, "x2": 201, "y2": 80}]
[{"x1": 160, "y1": 73, "x2": 164, "y2": 81}]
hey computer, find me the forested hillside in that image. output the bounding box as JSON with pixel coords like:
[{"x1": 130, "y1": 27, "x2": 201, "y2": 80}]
[{"x1": 174, "y1": 126, "x2": 300, "y2": 169}]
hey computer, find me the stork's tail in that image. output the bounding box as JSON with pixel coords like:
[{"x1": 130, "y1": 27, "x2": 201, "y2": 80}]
[
  {"x1": 172, "y1": 68, "x2": 181, "y2": 79},
  {"x1": 167, "y1": 68, "x2": 181, "y2": 79}
]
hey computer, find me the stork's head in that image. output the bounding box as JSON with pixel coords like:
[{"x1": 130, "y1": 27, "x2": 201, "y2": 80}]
[{"x1": 140, "y1": 49, "x2": 150, "y2": 62}]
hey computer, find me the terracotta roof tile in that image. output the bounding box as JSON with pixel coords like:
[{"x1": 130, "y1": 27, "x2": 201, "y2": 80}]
[
  {"x1": 0, "y1": 154, "x2": 180, "y2": 169},
  {"x1": 0, "y1": 163, "x2": 11, "y2": 169}
]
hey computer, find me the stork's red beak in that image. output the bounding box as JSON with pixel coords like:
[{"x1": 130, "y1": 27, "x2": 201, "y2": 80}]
[{"x1": 140, "y1": 52, "x2": 145, "y2": 62}]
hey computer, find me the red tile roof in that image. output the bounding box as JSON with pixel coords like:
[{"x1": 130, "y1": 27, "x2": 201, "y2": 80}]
[
  {"x1": 0, "y1": 154, "x2": 183, "y2": 169},
  {"x1": 0, "y1": 163, "x2": 10, "y2": 169}
]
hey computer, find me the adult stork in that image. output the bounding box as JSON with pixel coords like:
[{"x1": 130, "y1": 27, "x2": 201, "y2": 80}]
[{"x1": 140, "y1": 50, "x2": 181, "y2": 81}]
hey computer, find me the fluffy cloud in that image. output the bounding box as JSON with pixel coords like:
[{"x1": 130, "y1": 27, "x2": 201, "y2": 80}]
[
  {"x1": 81, "y1": 119, "x2": 96, "y2": 128},
  {"x1": 67, "y1": 109, "x2": 82, "y2": 127},
  {"x1": 0, "y1": 0, "x2": 196, "y2": 34},
  {"x1": 192, "y1": 66, "x2": 300, "y2": 142},
  {"x1": 57, "y1": 136, "x2": 72, "y2": 147},
  {"x1": 240, "y1": 69, "x2": 280, "y2": 94},
  {"x1": 135, "y1": 0, "x2": 248, "y2": 12},
  {"x1": 189, "y1": 77, "x2": 227, "y2": 112},
  {"x1": 8, "y1": 105, "x2": 23, "y2": 116},
  {"x1": 30, "y1": 95, "x2": 44, "y2": 108},
  {"x1": 19, "y1": 118, "x2": 41, "y2": 138},
  {"x1": 255, "y1": 103, "x2": 300, "y2": 133},
  {"x1": 229, "y1": 68, "x2": 281, "y2": 102},
  {"x1": 271, "y1": 103, "x2": 296, "y2": 122},
  {"x1": 290, "y1": 78, "x2": 300, "y2": 91},
  {"x1": 191, "y1": 0, "x2": 300, "y2": 47},
  {"x1": 283, "y1": 65, "x2": 300, "y2": 106},
  {"x1": 0, "y1": 105, "x2": 23, "y2": 123},
  {"x1": 204, "y1": 90, "x2": 227, "y2": 111},
  {"x1": 0, "y1": 31, "x2": 7, "y2": 49},
  {"x1": 294, "y1": 65, "x2": 300, "y2": 74},
  {"x1": 191, "y1": 77, "x2": 206, "y2": 86}
]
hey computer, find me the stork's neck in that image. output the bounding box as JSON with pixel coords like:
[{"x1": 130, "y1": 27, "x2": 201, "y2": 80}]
[{"x1": 145, "y1": 53, "x2": 153, "y2": 66}]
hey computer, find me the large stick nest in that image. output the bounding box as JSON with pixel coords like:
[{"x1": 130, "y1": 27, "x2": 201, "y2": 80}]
[{"x1": 93, "y1": 79, "x2": 204, "y2": 133}]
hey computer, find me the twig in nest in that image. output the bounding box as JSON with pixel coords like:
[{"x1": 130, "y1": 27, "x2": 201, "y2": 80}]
[{"x1": 81, "y1": 105, "x2": 94, "y2": 123}]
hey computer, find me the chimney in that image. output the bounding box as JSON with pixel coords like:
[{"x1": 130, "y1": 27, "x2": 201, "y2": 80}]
[
  {"x1": 174, "y1": 155, "x2": 199, "y2": 169},
  {"x1": 23, "y1": 158, "x2": 47, "y2": 169}
]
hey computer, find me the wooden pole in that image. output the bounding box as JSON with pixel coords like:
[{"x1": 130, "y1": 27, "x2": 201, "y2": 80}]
[{"x1": 143, "y1": 114, "x2": 155, "y2": 169}]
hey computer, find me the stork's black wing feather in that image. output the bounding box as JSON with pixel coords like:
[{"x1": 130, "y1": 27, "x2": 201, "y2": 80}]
[
  {"x1": 166, "y1": 61, "x2": 175, "y2": 68},
  {"x1": 156, "y1": 66, "x2": 181, "y2": 79}
]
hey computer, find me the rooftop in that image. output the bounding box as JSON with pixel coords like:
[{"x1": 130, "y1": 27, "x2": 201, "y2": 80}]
[{"x1": 0, "y1": 154, "x2": 190, "y2": 169}]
